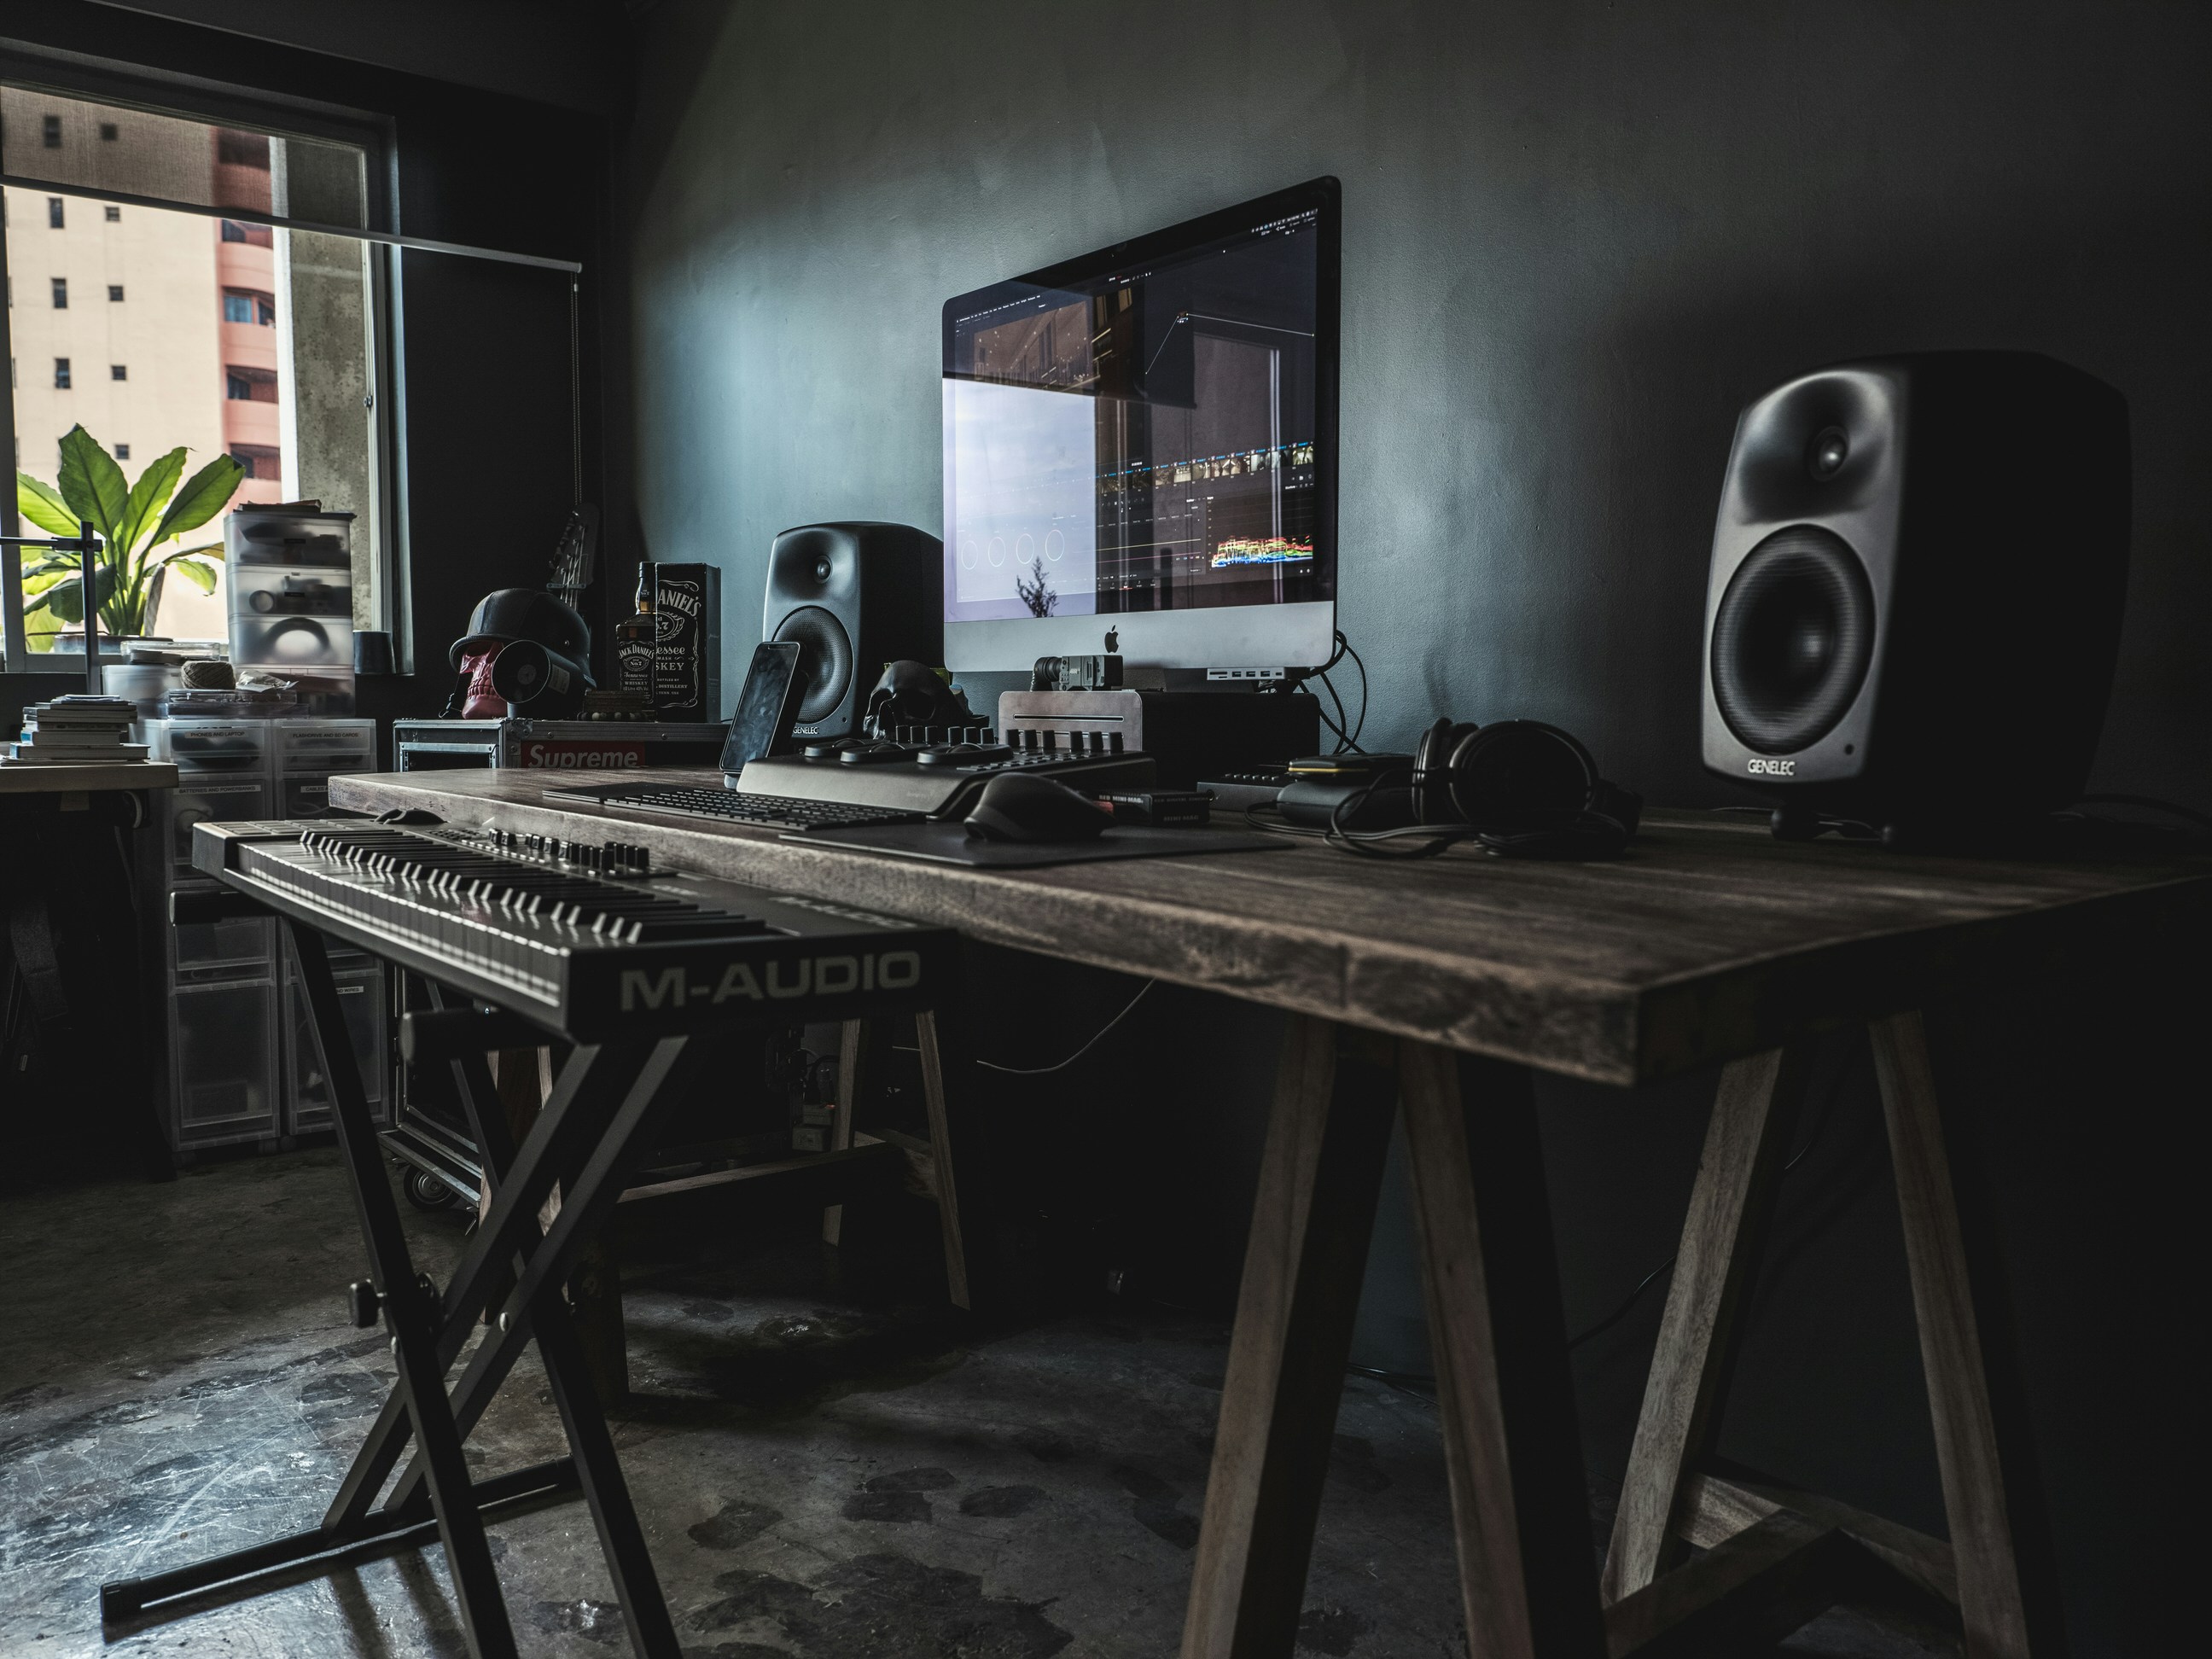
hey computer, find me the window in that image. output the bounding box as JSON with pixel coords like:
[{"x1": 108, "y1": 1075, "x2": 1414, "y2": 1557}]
[
  {"x1": 226, "y1": 365, "x2": 277, "y2": 402},
  {"x1": 41, "y1": 115, "x2": 60, "y2": 148},
  {"x1": 3, "y1": 84, "x2": 389, "y2": 669},
  {"x1": 46, "y1": 196, "x2": 63, "y2": 229},
  {"x1": 230, "y1": 444, "x2": 280, "y2": 481},
  {"x1": 223, "y1": 288, "x2": 276, "y2": 326}
]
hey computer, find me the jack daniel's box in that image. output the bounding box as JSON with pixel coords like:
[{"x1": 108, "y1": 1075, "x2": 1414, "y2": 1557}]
[{"x1": 650, "y1": 563, "x2": 720, "y2": 720}]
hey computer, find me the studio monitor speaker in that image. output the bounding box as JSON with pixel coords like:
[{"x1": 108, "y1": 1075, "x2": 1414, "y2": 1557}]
[
  {"x1": 1701, "y1": 351, "x2": 2130, "y2": 834},
  {"x1": 763, "y1": 522, "x2": 943, "y2": 739}
]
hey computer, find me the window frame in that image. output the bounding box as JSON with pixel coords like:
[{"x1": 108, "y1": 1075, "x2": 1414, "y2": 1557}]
[{"x1": 0, "y1": 55, "x2": 402, "y2": 673}]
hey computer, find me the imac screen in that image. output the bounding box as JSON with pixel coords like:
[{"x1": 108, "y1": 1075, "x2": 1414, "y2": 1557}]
[{"x1": 941, "y1": 178, "x2": 1337, "y2": 669}]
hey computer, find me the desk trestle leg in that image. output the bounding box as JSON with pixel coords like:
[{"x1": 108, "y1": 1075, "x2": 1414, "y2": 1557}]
[
  {"x1": 1179, "y1": 1016, "x2": 1399, "y2": 1659},
  {"x1": 1399, "y1": 1041, "x2": 1608, "y2": 1659},
  {"x1": 822, "y1": 1010, "x2": 973, "y2": 1310},
  {"x1": 100, "y1": 921, "x2": 700, "y2": 1659},
  {"x1": 1605, "y1": 1014, "x2": 2064, "y2": 1659}
]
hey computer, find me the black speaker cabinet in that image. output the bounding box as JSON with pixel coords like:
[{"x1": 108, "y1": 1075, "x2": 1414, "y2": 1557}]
[
  {"x1": 763, "y1": 522, "x2": 943, "y2": 740},
  {"x1": 1701, "y1": 352, "x2": 2129, "y2": 831}
]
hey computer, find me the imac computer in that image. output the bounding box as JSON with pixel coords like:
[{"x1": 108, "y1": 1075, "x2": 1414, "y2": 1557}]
[{"x1": 941, "y1": 178, "x2": 1340, "y2": 674}]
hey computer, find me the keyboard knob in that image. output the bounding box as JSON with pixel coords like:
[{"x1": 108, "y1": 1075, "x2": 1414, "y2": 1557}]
[
  {"x1": 1109, "y1": 732, "x2": 1125, "y2": 754},
  {"x1": 1042, "y1": 730, "x2": 1057, "y2": 750}
]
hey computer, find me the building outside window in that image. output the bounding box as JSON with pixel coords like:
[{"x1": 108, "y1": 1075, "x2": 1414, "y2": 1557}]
[
  {"x1": 230, "y1": 443, "x2": 279, "y2": 480},
  {"x1": 3, "y1": 82, "x2": 387, "y2": 661},
  {"x1": 221, "y1": 288, "x2": 275, "y2": 325},
  {"x1": 47, "y1": 196, "x2": 63, "y2": 229}
]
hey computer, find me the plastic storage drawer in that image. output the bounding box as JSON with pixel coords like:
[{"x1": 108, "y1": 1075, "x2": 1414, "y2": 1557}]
[
  {"x1": 274, "y1": 719, "x2": 376, "y2": 763},
  {"x1": 169, "y1": 976, "x2": 278, "y2": 1145},
  {"x1": 283, "y1": 963, "x2": 388, "y2": 1135},
  {"x1": 172, "y1": 901, "x2": 276, "y2": 975},
  {"x1": 162, "y1": 777, "x2": 273, "y2": 877},
  {"x1": 148, "y1": 719, "x2": 271, "y2": 771}
]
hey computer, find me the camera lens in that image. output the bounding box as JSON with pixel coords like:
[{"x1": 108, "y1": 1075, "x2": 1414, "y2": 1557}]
[{"x1": 1807, "y1": 426, "x2": 1849, "y2": 480}]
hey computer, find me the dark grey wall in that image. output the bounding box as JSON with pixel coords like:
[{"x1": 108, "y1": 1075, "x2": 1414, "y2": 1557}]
[
  {"x1": 621, "y1": 3, "x2": 2205, "y2": 1651},
  {"x1": 626, "y1": 0, "x2": 2209, "y2": 810}
]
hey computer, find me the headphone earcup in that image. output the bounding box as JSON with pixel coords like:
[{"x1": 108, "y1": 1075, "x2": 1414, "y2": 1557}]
[
  {"x1": 1415, "y1": 719, "x2": 1479, "y2": 824},
  {"x1": 1447, "y1": 720, "x2": 1598, "y2": 829}
]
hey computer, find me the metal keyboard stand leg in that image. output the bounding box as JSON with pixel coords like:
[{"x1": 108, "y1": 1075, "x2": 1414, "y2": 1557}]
[
  {"x1": 99, "y1": 923, "x2": 701, "y2": 1659},
  {"x1": 440, "y1": 1017, "x2": 682, "y2": 1657}
]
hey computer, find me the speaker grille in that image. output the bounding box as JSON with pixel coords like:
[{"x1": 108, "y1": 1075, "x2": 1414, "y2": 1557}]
[
  {"x1": 1711, "y1": 526, "x2": 1876, "y2": 754},
  {"x1": 771, "y1": 605, "x2": 854, "y2": 724}
]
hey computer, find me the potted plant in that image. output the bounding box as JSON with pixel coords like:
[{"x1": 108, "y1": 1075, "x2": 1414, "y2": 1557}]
[{"x1": 15, "y1": 425, "x2": 244, "y2": 650}]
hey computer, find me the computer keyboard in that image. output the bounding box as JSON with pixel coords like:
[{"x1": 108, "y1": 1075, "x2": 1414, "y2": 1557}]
[{"x1": 573, "y1": 786, "x2": 925, "y2": 831}]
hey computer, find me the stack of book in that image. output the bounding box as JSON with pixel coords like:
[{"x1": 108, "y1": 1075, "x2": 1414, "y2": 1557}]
[{"x1": 3, "y1": 696, "x2": 149, "y2": 765}]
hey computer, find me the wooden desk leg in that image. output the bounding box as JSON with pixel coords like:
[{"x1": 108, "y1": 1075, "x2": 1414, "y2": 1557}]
[
  {"x1": 1399, "y1": 1042, "x2": 1606, "y2": 1659},
  {"x1": 1602, "y1": 1044, "x2": 1815, "y2": 1604},
  {"x1": 1871, "y1": 1011, "x2": 2062, "y2": 1659},
  {"x1": 912, "y1": 1010, "x2": 975, "y2": 1311},
  {"x1": 822, "y1": 1018, "x2": 867, "y2": 1246},
  {"x1": 1180, "y1": 1017, "x2": 1396, "y2": 1659}
]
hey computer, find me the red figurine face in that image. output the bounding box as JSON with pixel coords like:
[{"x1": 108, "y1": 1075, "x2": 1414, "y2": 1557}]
[{"x1": 458, "y1": 646, "x2": 509, "y2": 718}]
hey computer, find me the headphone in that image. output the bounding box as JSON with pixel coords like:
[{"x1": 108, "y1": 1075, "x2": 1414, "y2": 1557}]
[{"x1": 1324, "y1": 719, "x2": 1643, "y2": 859}]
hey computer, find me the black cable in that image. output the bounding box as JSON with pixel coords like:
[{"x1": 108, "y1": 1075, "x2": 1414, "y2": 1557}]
[
  {"x1": 975, "y1": 981, "x2": 1155, "y2": 1074},
  {"x1": 2071, "y1": 793, "x2": 2212, "y2": 835},
  {"x1": 1563, "y1": 1047, "x2": 1850, "y2": 1353}
]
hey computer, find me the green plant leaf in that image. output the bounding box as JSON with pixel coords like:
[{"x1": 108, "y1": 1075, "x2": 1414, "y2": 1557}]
[
  {"x1": 163, "y1": 557, "x2": 218, "y2": 594},
  {"x1": 26, "y1": 562, "x2": 115, "y2": 624},
  {"x1": 147, "y1": 453, "x2": 245, "y2": 549},
  {"x1": 16, "y1": 472, "x2": 79, "y2": 537},
  {"x1": 115, "y1": 447, "x2": 186, "y2": 563},
  {"x1": 17, "y1": 555, "x2": 82, "y2": 580},
  {"x1": 55, "y1": 427, "x2": 128, "y2": 543}
]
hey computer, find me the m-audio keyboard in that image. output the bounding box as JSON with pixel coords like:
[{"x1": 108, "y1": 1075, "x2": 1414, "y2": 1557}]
[{"x1": 189, "y1": 820, "x2": 952, "y2": 1039}]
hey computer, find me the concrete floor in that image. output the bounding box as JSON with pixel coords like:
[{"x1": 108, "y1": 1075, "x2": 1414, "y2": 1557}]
[{"x1": 0, "y1": 1149, "x2": 1956, "y2": 1656}]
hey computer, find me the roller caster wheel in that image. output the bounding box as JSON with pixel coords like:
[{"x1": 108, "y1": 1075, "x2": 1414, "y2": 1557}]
[{"x1": 403, "y1": 1169, "x2": 457, "y2": 1211}]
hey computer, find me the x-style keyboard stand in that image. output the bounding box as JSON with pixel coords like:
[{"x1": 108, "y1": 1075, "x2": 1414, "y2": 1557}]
[{"x1": 102, "y1": 910, "x2": 706, "y2": 1658}]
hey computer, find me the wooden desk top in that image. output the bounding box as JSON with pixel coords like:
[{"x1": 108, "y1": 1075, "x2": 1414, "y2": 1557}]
[
  {"x1": 0, "y1": 761, "x2": 179, "y2": 795},
  {"x1": 329, "y1": 767, "x2": 2211, "y2": 1086}
]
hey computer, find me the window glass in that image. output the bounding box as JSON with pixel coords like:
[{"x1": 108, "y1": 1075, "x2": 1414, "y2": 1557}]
[
  {"x1": 3, "y1": 159, "x2": 379, "y2": 655},
  {"x1": 4, "y1": 91, "x2": 365, "y2": 228}
]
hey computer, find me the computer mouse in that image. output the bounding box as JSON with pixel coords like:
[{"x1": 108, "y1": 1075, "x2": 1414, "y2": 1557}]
[{"x1": 963, "y1": 772, "x2": 1112, "y2": 843}]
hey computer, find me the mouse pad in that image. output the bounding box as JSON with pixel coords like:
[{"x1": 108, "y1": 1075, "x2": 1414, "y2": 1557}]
[{"x1": 781, "y1": 820, "x2": 1289, "y2": 869}]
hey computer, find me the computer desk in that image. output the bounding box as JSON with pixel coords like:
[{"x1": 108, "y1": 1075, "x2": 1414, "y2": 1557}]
[{"x1": 329, "y1": 765, "x2": 2210, "y2": 1658}]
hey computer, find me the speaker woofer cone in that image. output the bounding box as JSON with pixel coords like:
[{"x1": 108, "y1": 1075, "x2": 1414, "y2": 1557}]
[
  {"x1": 1711, "y1": 525, "x2": 1875, "y2": 754},
  {"x1": 771, "y1": 604, "x2": 855, "y2": 725}
]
